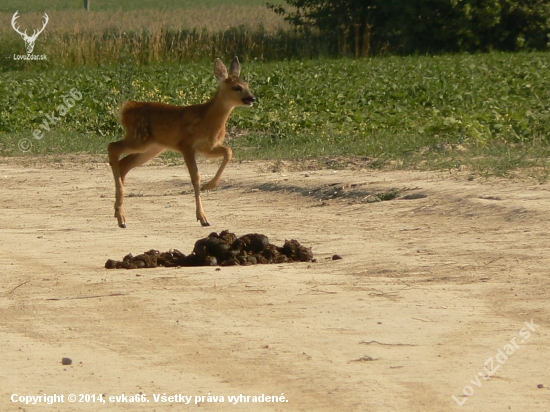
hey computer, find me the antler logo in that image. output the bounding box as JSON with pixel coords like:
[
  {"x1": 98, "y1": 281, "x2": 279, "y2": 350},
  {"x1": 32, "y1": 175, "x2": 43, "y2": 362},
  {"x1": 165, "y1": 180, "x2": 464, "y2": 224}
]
[{"x1": 11, "y1": 11, "x2": 49, "y2": 54}]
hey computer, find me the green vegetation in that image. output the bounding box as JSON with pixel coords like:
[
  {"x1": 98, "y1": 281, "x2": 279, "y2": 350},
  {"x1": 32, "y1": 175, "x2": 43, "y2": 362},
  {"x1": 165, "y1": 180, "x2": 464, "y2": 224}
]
[
  {"x1": 272, "y1": 0, "x2": 550, "y2": 55},
  {"x1": 1, "y1": 0, "x2": 549, "y2": 177},
  {"x1": 1, "y1": 53, "x2": 549, "y2": 177}
]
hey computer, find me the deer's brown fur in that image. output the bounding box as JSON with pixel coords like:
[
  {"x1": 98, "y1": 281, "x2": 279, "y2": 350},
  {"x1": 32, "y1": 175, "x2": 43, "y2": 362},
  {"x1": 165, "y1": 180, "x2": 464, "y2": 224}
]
[{"x1": 108, "y1": 57, "x2": 255, "y2": 228}]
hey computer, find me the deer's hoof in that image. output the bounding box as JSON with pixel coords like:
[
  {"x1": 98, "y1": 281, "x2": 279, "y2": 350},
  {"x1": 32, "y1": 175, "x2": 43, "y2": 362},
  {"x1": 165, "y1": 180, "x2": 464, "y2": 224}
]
[
  {"x1": 119, "y1": 223, "x2": 127, "y2": 228},
  {"x1": 201, "y1": 221, "x2": 211, "y2": 227},
  {"x1": 201, "y1": 182, "x2": 217, "y2": 191}
]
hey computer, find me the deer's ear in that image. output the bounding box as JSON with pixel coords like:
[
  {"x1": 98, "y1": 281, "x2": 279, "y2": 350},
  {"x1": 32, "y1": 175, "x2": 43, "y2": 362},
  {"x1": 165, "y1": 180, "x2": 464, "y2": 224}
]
[
  {"x1": 214, "y1": 59, "x2": 228, "y2": 81},
  {"x1": 229, "y1": 56, "x2": 241, "y2": 77}
]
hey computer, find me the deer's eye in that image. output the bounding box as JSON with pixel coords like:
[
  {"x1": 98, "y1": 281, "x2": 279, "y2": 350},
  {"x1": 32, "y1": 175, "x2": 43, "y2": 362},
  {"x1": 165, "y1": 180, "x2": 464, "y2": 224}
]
[{"x1": 232, "y1": 86, "x2": 243, "y2": 92}]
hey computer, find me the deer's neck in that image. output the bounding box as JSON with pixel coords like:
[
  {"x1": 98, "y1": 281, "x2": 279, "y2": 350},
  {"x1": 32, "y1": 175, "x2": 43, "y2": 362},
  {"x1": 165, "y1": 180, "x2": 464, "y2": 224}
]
[{"x1": 204, "y1": 90, "x2": 235, "y2": 128}]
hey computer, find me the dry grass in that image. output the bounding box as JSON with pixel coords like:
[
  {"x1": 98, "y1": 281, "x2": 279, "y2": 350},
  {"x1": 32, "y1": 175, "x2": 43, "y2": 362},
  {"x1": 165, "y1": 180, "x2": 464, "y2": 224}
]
[
  {"x1": 0, "y1": 6, "x2": 287, "y2": 34},
  {"x1": 1, "y1": 6, "x2": 299, "y2": 65}
]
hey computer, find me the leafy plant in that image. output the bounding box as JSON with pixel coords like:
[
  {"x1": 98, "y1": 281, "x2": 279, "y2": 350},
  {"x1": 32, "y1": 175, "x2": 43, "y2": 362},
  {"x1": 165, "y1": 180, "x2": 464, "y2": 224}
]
[{"x1": 1, "y1": 53, "x2": 549, "y2": 178}]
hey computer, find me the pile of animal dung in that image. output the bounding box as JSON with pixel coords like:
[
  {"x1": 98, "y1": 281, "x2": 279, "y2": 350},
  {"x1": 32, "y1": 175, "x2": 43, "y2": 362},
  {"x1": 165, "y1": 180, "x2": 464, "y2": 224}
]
[{"x1": 105, "y1": 231, "x2": 314, "y2": 269}]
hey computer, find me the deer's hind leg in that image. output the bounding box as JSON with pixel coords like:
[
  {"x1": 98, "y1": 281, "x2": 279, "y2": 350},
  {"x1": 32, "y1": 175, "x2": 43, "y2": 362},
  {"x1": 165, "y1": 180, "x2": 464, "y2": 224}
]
[
  {"x1": 119, "y1": 145, "x2": 164, "y2": 184},
  {"x1": 200, "y1": 145, "x2": 233, "y2": 191},
  {"x1": 108, "y1": 140, "x2": 159, "y2": 228}
]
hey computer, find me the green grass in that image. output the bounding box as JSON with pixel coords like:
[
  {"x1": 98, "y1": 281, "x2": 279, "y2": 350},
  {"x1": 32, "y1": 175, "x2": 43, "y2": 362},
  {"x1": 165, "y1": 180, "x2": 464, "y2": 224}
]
[{"x1": 1, "y1": 52, "x2": 550, "y2": 177}]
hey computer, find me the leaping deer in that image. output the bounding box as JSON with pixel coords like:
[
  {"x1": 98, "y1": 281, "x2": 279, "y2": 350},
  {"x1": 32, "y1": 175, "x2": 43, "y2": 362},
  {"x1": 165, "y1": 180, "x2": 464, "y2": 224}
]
[
  {"x1": 108, "y1": 57, "x2": 255, "y2": 228},
  {"x1": 11, "y1": 11, "x2": 49, "y2": 54}
]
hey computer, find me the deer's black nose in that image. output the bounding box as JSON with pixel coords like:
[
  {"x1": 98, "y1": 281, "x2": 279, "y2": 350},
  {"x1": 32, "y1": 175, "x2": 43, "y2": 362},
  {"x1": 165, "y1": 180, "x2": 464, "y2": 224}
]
[{"x1": 242, "y1": 96, "x2": 256, "y2": 106}]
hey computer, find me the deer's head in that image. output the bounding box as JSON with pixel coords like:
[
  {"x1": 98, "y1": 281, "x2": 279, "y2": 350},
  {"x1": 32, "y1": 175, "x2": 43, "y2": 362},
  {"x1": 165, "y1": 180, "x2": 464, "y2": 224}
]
[
  {"x1": 215, "y1": 57, "x2": 256, "y2": 108},
  {"x1": 11, "y1": 11, "x2": 49, "y2": 54}
]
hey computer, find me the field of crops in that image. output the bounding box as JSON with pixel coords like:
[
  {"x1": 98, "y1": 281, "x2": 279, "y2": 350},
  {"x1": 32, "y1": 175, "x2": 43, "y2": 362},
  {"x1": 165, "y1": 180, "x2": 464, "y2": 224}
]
[
  {"x1": 0, "y1": 0, "x2": 293, "y2": 68},
  {"x1": 1, "y1": 52, "x2": 550, "y2": 176},
  {"x1": 0, "y1": 0, "x2": 271, "y2": 13},
  {"x1": 1, "y1": 0, "x2": 549, "y2": 177}
]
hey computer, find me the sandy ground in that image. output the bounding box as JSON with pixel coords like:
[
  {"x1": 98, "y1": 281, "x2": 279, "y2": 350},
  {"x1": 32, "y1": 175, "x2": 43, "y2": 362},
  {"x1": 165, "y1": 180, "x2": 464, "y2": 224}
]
[{"x1": 1, "y1": 156, "x2": 549, "y2": 411}]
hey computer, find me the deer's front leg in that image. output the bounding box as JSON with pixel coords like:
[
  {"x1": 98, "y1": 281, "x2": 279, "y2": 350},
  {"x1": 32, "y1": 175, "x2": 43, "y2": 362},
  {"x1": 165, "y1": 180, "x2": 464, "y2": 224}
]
[
  {"x1": 181, "y1": 147, "x2": 210, "y2": 226},
  {"x1": 201, "y1": 145, "x2": 233, "y2": 191}
]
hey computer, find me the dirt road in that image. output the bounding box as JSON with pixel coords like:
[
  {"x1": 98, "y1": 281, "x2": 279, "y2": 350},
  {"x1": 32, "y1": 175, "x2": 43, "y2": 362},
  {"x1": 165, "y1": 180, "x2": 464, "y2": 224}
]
[{"x1": 1, "y1": 157, "x2": 549, "y2": 411}]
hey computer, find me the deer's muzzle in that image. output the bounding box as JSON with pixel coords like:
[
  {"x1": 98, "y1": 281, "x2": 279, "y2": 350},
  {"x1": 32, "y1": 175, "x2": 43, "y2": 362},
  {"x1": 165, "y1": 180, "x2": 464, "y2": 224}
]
[{"x1": 242, "y1": 95, "x2": 256, "y2": 106}]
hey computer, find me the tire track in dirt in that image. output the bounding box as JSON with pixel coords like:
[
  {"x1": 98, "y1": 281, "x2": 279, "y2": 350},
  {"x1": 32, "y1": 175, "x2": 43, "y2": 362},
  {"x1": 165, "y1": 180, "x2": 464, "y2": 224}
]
[{"x1": 1, "y1": 158, "x2": 549, "y2": 411}]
